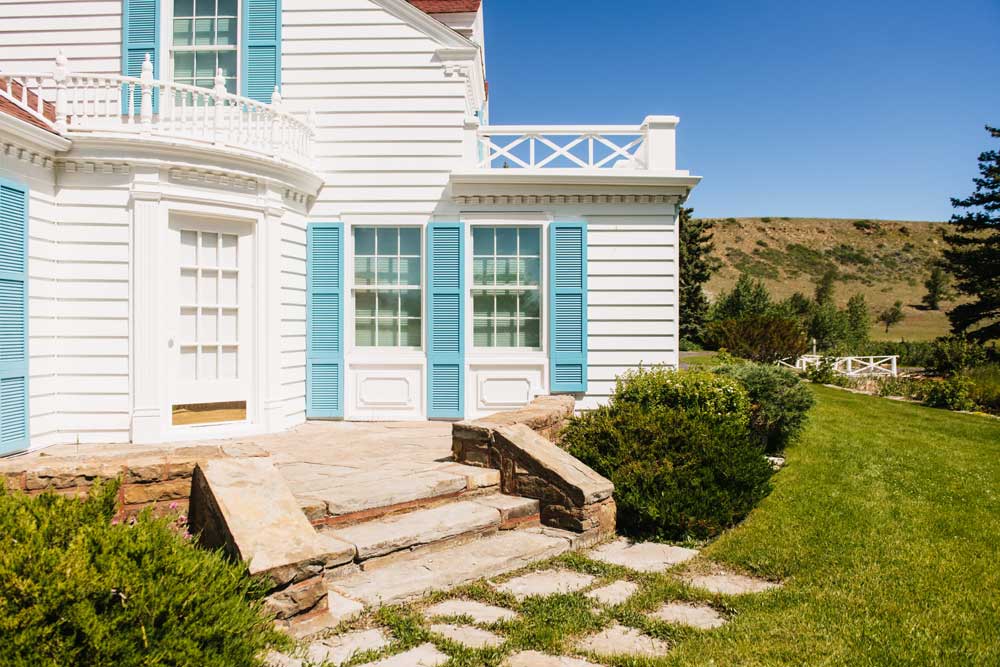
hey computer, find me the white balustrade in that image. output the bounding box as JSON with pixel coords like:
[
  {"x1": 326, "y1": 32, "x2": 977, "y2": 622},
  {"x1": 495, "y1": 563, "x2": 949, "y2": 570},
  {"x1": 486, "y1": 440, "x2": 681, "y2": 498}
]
[
  {"x1": 1, "y1": 53, "x2": 313, "y2": 167},
  {"x1": 778, "y1": 355, "x2": 900, "y2": 377}
]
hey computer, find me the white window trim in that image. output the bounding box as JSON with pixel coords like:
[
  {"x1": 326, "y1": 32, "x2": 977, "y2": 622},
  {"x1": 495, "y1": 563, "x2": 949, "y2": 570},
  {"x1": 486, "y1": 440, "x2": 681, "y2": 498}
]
[{"x1": 161, "y1": 0, "x2": 242, "y2": 94}]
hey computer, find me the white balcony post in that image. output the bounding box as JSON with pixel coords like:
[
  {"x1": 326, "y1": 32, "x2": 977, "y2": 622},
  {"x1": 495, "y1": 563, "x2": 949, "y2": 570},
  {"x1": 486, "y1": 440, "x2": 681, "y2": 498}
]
[
  {"x1": 212, "y1": 68, "x2": 227, "y2": 145},
  {"x1": 463, "y1": 116, "x2": 481, "y2": 167},
  {"x1": 640, "y1": 115, "x2": 678, "y2": 171},
  {"x1": 270, "y1": 86, "x2": 283, "y2": 157},
  {"x1": 53, "y1": 51, "x2": 70, "y2": 133},
  {"x1": 139, "y1": 53, "x2": 153, "y2": 128}
]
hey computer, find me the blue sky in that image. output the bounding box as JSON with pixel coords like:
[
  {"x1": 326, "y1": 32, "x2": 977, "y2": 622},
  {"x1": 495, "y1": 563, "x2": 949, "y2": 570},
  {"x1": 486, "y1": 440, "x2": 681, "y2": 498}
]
[{"x1": 482, "y1": 0, "x2": 1000, "y2": 221}]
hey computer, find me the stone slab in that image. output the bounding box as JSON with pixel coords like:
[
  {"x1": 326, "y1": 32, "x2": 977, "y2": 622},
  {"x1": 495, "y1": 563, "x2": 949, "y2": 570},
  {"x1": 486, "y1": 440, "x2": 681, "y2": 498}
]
[
  {"x1": 503, "y1": 651, "x2": 605, "y2": 667},
  {"x1": 574, "y1": 623, "x2": 670, "y2": 657},
  {"x1": 685, "y1": 573, "x2": 780, "y2": 595},
  {"x1": 188, "y1": 458, "x2": 355, "y2": 587},
  {"x1": 436, "y1": 463, "x2": 501, "y2": 489},
  {"x1": 266, "y1": 650, "x2": 303, "y2": 667},
  {"x1": 326, "y1": 590, "x2": 366, "y2": 624},
  {"x1": 328, "y1": 500, "x2": 501, "y2": 560},
  {"x1": 358, "y1": 643, "x2": 448, "y2": 667},
  {"x1": 648, "y1": 602, "x2": 727, "y2": 629},
  {"x1": 305, "y1": 470, "x2": 468, "y2": 518},
  {"x1": 430, "y1": 623, "x2": 503, "y2": 648},
  {"x1": 472, "y1": 494, "x2": 540, "y2": 524},
  {"x1": 588, "y1": 539, "x2": 698, "y2": 573},
  {"x1": 585, "y1": 580, "x2": 639, "y2": 606},
  {"x1": 496, "y1": 569, "x2": 595, "y2": 600},
  {"x1": 424, "y1": 598, "x2": 519, "y2": 624},
  {"x1": 307, "y1": 629, "x2": 390, "y2": 665},
  {"x1": 332, "y1": 529, "x2": 572, "y2": 606}
]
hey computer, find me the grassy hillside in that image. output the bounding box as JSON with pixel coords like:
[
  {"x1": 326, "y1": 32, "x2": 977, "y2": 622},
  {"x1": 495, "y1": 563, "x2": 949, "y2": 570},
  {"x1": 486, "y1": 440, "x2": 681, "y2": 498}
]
[{"x1": 701, "y1": 217, "x2": 955, "y2": 341}]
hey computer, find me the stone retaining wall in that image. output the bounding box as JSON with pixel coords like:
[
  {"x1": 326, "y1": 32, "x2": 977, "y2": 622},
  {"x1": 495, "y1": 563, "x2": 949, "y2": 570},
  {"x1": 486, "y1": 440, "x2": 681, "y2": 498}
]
[{"x1": 452, "y1": 397, "x2": 616, "y2": 544}]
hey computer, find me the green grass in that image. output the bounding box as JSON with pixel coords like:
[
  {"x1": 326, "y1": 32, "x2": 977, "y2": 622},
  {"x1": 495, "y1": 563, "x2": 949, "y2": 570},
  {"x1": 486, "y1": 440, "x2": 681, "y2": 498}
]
[{"x1": 307, "y1": 388, "x2": 1000, "y2": 666}]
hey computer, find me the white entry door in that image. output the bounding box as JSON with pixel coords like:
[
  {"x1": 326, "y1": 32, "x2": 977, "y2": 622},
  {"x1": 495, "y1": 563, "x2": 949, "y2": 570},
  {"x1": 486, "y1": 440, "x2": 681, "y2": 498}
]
[{"x1": 168, "y1": 219, "x2": 254, "y2": 427}]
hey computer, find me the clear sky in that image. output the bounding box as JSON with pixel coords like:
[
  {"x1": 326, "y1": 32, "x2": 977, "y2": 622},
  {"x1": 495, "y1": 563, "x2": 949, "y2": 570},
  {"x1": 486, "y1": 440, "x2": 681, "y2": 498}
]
[{"x1": 482, "y1": 0, "x2": 1000, "y2": 221}]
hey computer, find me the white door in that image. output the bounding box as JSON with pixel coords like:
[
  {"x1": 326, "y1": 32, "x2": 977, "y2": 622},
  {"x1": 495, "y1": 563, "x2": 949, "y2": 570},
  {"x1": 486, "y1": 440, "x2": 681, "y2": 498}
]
[{"x1": 168, "y1": 219, "x2": 253, "y2": 427}]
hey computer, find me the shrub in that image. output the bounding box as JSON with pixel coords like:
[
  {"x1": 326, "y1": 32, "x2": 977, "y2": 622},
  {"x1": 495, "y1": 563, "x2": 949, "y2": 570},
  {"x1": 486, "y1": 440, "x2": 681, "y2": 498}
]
[
  {"x1": 713, "y1": 363, "x2": 815, "y2": 454},
  {"x1": 562, "y1": 375, "x2": 772, "y2": 540},
  {"x1": 923, "y1": 376, "x2": 978, "y2": 412},
  {"x1": 0, "y1": 480, "x2": 284, "y2": 667},
  {"x1": 706, "y1": 314, "x2": 808, "y2": 363},
  {"x1": 926, "y1": 336, "x2": 989, "y2": 375},
  {"x1": 961, "y1": 364, "x2": 1000, "y2": 415}
]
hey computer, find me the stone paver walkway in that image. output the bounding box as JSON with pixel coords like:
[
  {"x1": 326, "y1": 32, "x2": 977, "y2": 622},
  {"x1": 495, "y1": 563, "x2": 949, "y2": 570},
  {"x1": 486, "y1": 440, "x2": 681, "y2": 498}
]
[
  {"x1": 589, "y1": 538, "x2": 699, "y2": 572},
  {"x1": 431, "y1": 623, "x2": 504, "y2": 648},
  {"x1": 685, "y1": 571, "x2": 781, "y2": 595},
  {"x1": 503, "y1": 652, "x2": 605, "y2": 667},
  {"x1": 306, "y1": 629, "x2": 390, "y2": 665},
  {"x1": 573, "y1": 623, "x2": 670, "y2": 658},
  {"x1": 359, "y1": 643, "x2": 448, "y2": 666},
  {"x1": 585, "y1": 580, "x2": 639, "y2": 606},
  {"x1": 424, "y1": 599, "x2": 519, "y2": 624},
  {"x1": 649, "y1": 602, "x2": 727, "y2": 629},
  {"x1": 495, "y1": 569, "x2": 595, "y2": 600}
]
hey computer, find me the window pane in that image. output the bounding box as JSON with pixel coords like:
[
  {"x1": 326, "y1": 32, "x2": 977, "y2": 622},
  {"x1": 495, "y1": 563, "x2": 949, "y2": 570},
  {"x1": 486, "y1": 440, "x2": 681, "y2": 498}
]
[
  {"x1": 399, "y1": 290, "x2": 421, "y2": 319},
  {"x1": 522, "y1": 290, "x2": 540, "y2": 318},
  {"x1": 520, "y1": 319, "x2": 541, "y2": 348},
  {"x1": 355, "y1": 319, "x2": 375, "y2": 347},
  {"x1": 496, "y1": 257, "x2": 517, "y2": 285},
  {"x1": 217, "y1": 18, "x2": 237, "y2": 46},
  {"x1": 217, "y1": 0, "x2": 237, "y2": 15},
  {"x1": 173, "y1": 51, "x2": 195, "y2": 79},
  {"x1": 376, "y1": 228, "x2": 398, "y2": 255},
  {"x1": 473, "y1": 319, "x2": 493, "y2": 347},
  {"x1": 472, "y1": 257, "x2": 493, "y2": 286},
  {"x1": 173, "y1": 19, "x2": 194, "y2": 46},
  {"x1": 519, "y1": 227, "x2": 540, "y2": 256},
  {"x1": 175, "y1": 0, "x2": 194, "y2": 16},
  {"x1": 376, "y1": 257, "x2": 397, "y2": 285},
  {"x1": 354, "y1": 256, "x2": 375, "y2": 286},
  {"x1": 496, "y1": 293, "x2": 517, "y2": 318},
  {"x1": 355, "y1": 291, "x2": 376, "y2": 319},
  {"x1": 377, "y1": 290, "x2": 399, "y2": 317},
  {"x1": 195, "y1": 0, "x2": 214, "y2": 15},
  {"x1": 496, "y1": 227, "x2": 517, "y2": 255},
  {"x1": 194, "y1": 17, "x2": 215, "y2": 45},
  {"x1": 495, "y1": 319, "x2": 517, "y2": 347},
  {"x1": 399, "y1": 228, "x2": 420, "y2": 255},
  {"x1": 399, "y1": 257, "x2": 421, "y2": 287},
  {"x1": 472, "y1": 227, "x2": 493, "y2": 256},
  {"x1": 355, "y1": 227, "x2": 375, "y2": 255},
  {"x1": 377, "y1": 320, "x2": 399, "y2": 347},
  {"x1": 224, "y1": 78, "x2": 237, "y2": 95},
  {"x1": 195, "y1": 78, "x2": 214, "y2": 89},
  {"x1": 400, "y1": 319, "x2": 422, "y2": 347},
  {"x1": 473, "y1": 293, "x2": 494, "y2": 319},
  {"x1": 195, "y1": 51, "x2": 216, "y2": 78},
  {"x1": 520, "y1": 257, "x2": 541, "y2": 286}
]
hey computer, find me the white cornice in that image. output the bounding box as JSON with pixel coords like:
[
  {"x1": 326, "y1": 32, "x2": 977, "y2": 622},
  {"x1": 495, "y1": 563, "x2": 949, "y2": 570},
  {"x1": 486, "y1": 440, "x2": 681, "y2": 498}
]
[
  {"x1": 371, "y1": 0, "x2": 478, "y2": 49},
  {"x1": 450, "y1": 169, "x2": 702, "y2": 189},
  {"x1": 453, "y1": 194, "x2": 683, "y2": 206},
  {"x1": 0, "y1": 113, "x2": 71, "y2": 159}
]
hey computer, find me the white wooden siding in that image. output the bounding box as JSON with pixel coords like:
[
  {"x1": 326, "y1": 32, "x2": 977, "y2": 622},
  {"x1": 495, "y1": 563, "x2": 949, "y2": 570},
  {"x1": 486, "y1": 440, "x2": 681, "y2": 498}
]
[
  {"x1": 0, "y1": 0, "x2": 122, "y2": 75},
  {"x1": 279, "y1": 208, "x2": 308, "y2": 427}
]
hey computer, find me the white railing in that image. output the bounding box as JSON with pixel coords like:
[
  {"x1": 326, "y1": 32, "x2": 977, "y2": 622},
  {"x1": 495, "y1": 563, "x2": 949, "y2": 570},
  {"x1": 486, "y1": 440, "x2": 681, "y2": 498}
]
[
  {"x1": 471, "y1": 116, "x2": 679, "y2": 172},
  {"x1": 1, "y1": 53, "x2": 313, "y2": 167},
  {"x1": 779, "y1": 355, "x2": 899, "y2": 377}
]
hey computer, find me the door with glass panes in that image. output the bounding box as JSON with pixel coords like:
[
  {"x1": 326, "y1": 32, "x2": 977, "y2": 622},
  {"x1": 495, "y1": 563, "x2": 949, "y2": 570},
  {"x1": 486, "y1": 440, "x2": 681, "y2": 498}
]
[{"x1": 168, "y1": 219, "x2": 253, "y2": 426}]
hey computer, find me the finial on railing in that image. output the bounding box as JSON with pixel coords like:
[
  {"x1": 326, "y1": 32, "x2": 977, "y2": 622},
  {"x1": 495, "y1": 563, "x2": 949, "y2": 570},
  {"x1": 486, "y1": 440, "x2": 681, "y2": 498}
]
[
  {"x1": 141, "y1": 53, "x2": 153, "y2": 81},
  {"x1": 139, "y1": 53, "x2": 153, "y2": 127},
  {"x1": 271, "y1": 86, "x2": 283, "y2": 109},
  {"x1": 213, "y1": 68, "x2": 227, "y2": 97},
  {"x1": 53, "y1": 50, "x2": 70, "y2": 133},
  {"x1": 54, "y1": 51, "x2": 69, "y2": 78}
]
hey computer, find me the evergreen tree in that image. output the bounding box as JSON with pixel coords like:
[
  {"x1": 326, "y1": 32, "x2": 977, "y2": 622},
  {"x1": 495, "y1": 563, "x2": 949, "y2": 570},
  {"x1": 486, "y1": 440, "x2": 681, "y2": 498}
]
[
  {"x1": 845, "y1": 293, "x2": 871, "y2": 345},
  {"x1": 712, "y1": 273, "x2": 772, "y2": 321},
  {"x1": 678, "y1": 208, "x2": 720, "y2": 344},
  {"x1": 877, "y1": 301, "x2": 905, "y2": 334},
  {"x1": 943, "y1": 126, "x2": 1000, "y2": 341},
  {"x1": 814, "y1": 268, "x2": 837, "y2": 306},
  {"x1": 808, "y1": 302, "x2": 849, "y2": 350},
  {"x1": 921, "y1": 266, "x2": 952, "y2": 311}
]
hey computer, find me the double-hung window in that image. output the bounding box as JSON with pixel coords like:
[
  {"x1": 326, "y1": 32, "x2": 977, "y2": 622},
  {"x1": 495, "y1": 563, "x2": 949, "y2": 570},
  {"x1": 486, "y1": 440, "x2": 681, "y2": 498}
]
[
  {"x1": 172, "y1": 0, "x2": 238, "y2": 94},
  {"x1": 472, "y1": 227, "x2": 542, "y2": 349},
  {"x1": 354, "y1": 227, "x2": 422, "y2": 348}
]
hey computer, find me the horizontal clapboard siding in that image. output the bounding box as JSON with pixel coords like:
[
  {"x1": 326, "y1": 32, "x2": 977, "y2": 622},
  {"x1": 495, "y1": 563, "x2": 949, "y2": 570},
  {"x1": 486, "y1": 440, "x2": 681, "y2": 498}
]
[{"x1": 0, "y1": 0, "x2": 122, "y2": 74}]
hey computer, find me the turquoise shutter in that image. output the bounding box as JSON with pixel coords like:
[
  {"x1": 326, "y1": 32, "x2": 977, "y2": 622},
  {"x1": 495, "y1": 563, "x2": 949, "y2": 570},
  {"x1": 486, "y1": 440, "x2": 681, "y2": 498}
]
[
  {"x1": 306, "y1": 223, "x2": 344, "y2": 419},
  {"x1": 121, "y1": 0, "x2": 159, "y2": 113},
  {"x1": 549, "y1": 222, "x2": 588, "y2": 394},
  {"x1": 243, "y1": 0, "x2": 281, "y2": 103},
  {"x1": 0, "y1": 179, "x2": 29, "y2": 455},
  {"x1": 427, "y1": 223, "x2": 464, "y2": 419}
]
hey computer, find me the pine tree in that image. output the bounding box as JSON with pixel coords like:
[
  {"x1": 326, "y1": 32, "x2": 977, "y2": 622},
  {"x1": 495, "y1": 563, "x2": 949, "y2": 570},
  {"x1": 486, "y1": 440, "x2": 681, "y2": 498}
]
[
  {"x1": 814, "y1": 268, "x2": 837, "y2": 306},
  {"x1": 712, "y1": 273, "x2": 772, "y2": 321},
  {"x1": 943, "y1": 126, "x2": 1000, "y2": 341},
  {"x1": 877, "y1": 301, "x2": 905, "y2": 334},
  {"x1": 678, "y1": 208, "x2": 720, "y2": 344},
  {"x1": 921, "y1": 266, "x2": 951, "y2": 311},
  {"x1": 845, "y1": 293, "x2": 871, "y2": 345}
]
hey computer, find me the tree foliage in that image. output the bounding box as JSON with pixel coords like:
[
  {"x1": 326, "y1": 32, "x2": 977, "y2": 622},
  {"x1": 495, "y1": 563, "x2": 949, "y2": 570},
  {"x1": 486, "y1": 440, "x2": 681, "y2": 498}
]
[
  {"x1": 706, "y1": 313, "x2": 809, "y2": 363},
  {"x1": 877, "y1": 301, "x2": 905, "y2": 333},
  {"x1": 922, "y1": 266, "x2": 952, "y2": 311},
  {"x1": 943, "y1": 126, "x2": 1000, "y2": 341},
  {"x1": 712, "y1": 273, "x2": 772, "y2": 321},
  {"x1": 678, "y1": 208, "x2": 720, "y2": 344}
]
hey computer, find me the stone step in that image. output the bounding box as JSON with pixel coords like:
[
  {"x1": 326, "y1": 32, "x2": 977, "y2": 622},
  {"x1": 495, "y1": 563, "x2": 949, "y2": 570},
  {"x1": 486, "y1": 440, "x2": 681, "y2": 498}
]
[{"x1": 329, "y1": 528, "x2": 574, "y2": 607}]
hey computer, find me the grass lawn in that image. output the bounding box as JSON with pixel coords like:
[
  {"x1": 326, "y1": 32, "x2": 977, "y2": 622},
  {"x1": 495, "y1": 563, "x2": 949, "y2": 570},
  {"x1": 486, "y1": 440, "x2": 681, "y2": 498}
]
[{"x1": 311, "y1": 388, "x2": 1000, "y2": 666}]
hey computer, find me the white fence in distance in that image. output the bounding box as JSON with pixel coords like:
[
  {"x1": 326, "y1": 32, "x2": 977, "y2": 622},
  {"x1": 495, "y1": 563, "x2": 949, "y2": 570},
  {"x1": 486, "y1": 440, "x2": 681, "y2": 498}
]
[{"x1": 779, "y1": 355, "x2": 899, "y2": 377}]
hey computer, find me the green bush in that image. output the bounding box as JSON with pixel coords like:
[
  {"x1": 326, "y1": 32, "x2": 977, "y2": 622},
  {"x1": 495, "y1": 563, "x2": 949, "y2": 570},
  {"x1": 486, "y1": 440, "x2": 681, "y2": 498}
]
[
  {"x1": 803, "y1": 357, "x2": 844, "y2": 386},
  {"x1": 562, "y1": 369, "x2": 772, "y2": 541},
  {"x1": 0, "y1": 480, "x2": 285, "y2": 667},
  {"x1": 926, "y1": 336, "x2": 990, "y2": 376},
  {"x1": 852, "y1": 340, "x2": 935, "y2": 368},
  {"x1": 923, "y1": 376, "x2": 978, "y2": 412},
  {"x1": 713, "y1": 363, "x2": 815, "y2": 454},
  {"x1": 705, "y1": 314, "x2": 809, "y2": 363},
  {"x1": 961, "y1": 364, "x2": 1000, "y2": 415}
]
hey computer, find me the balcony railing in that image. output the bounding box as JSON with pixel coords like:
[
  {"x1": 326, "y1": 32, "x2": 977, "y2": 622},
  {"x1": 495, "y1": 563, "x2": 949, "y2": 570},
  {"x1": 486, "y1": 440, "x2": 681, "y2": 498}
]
[
  {"x1": 469, "y1": 116, "x2": 679, "y2": 172},
  {"x1": 1, "y1": 53, "x2": 313, "y2": 168}
]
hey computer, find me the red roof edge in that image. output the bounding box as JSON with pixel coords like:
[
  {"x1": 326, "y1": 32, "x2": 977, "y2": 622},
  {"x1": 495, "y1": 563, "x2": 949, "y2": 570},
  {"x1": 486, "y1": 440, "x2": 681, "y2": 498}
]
[
  {"x1": 0, "y1": 78, "x2": 59, "y2": 134},
  {"x1": 407, "y1": 0, "x2": 481, "y2": 14}
]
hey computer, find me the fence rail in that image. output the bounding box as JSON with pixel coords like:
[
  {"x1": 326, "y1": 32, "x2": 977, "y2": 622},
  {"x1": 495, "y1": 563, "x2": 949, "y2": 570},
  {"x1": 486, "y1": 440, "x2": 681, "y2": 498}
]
[
  {"x1": 1, "y1": 53, "x2": 313, "y2": 167},
  {"x1": 477, "y1": 125, "x2": 647, "y2": 170},
  {"x1": 779, "y1": 355, "x2": 899, "y2": 377}
]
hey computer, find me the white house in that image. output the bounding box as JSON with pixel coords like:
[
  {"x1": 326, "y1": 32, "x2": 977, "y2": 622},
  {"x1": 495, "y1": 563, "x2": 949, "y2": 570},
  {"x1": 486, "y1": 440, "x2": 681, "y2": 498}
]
[{"x1": 0, "y1": 0, "x2": 700, "y2": 454}]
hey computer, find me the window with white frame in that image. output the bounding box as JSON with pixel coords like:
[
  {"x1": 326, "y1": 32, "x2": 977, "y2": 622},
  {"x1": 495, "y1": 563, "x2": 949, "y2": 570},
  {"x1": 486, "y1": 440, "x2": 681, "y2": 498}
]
[
  {"x1": 472, "y1": 227, "x2": 542, "y2": 348},
  {"x1": 172, "y1": 0, "x2": 238, "y2": 94},
  {"x1": 354, "y1": 227, "x2": 422, "y2": 348}
]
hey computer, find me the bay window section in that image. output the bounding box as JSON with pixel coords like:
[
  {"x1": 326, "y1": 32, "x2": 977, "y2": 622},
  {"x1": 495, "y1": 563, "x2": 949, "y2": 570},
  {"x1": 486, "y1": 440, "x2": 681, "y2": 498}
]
[
  {"x1": 472, "y1": 227, "x2": 542, "y2": 349},
  {"x1": 354, "y1": 227, "x2": 422, "y2": 348},
  {"x1": 172, "y1": 0, "x2": 238, "y2": 94}
]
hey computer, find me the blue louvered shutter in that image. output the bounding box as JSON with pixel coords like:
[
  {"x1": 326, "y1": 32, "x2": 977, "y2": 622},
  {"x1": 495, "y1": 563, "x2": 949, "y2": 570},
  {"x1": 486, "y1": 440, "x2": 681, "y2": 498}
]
[
  {"x1": 121, "y1": 0, "x2": 159, "y2": 113},
  {"x1": 427, "y1": 223, "x2": 464, "y2": 419},
  {"x1": 306, "y1": 223, "x2": 344, "y2": 418},
  {"x1": 549, "y1": 222, "x2": 588, "y2": 394},
  {"x1": 243, "y1": 0, "x2": 281, "y2": 103},
  {"x1": 0, "y1": 180, "x2": 29, "y2": 455}
]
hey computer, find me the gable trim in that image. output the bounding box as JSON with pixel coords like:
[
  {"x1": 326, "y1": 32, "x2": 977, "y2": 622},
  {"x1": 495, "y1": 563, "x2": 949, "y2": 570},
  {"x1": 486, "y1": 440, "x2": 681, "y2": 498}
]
[{"x1": 371, "y1": 0, "x2": 478, "y2": 49}]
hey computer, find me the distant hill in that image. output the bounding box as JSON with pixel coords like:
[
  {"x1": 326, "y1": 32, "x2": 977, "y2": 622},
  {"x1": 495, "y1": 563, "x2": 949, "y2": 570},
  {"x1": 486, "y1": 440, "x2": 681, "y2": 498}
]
[{"x1": 700, "y1": 217, "x2": 955, "y2": 341}]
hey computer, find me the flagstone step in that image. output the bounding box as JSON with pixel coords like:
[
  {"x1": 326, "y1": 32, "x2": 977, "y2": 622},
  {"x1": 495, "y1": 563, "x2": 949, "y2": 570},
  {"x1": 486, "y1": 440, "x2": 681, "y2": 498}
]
[{"x1": 330, "y1": 528, "x2": 574, "y2": 606}]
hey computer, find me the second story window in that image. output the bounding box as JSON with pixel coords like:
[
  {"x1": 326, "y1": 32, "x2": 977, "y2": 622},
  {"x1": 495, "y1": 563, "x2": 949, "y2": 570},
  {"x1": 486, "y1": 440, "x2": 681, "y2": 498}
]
[
  {"x1": 472, "y1": 227, "x2": 542, "y2": 349},
  {"x1": 354, "y1": 227, "x2": 423, "y2": 348},
  {"x1": 172, "y1": 0, "x2": 238, "y2": 94}
]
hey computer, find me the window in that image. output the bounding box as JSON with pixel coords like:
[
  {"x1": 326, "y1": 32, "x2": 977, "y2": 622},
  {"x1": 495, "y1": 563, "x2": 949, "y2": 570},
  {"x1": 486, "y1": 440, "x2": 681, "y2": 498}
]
[
  {"x1": 472, "y1": 227, "x2": 541, "y2": 348},
  {"x1": 354, "y1": 227, "x2": 422, "y2": 348},
  {"x1": 172, "y1": 0, "x2": 238, "y2": 94}
]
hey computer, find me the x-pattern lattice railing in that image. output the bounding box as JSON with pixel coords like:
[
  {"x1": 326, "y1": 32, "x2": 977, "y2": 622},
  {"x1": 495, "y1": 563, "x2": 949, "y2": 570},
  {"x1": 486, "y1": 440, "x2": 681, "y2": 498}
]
[
  {"x1": 477, "y1": 125, "x2": 646, "y2": 170},
  {"x1": 779, "y1": 355, "x2": 899, "y2": 377}
]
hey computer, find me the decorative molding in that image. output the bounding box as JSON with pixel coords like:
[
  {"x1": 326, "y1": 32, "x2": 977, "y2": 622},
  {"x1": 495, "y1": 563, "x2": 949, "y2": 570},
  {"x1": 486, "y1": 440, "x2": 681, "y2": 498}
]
[
  {"x1": 2, "y1": 141, "x2": 56, "y2": 170},
  {"x1": 453, "y1": 194, "x2": 682, "y2": 205},
  {"x1": 372, "y1": 0, "x2": 478, "y2": 50},
  {"x1": 168, "y1": 167, "x2": 258, "y2": 193},
  {"x1": 282, "y1": 188, "x2": 310, "y2": 205},
  {"x1": 59, "y1": 160, "x2": 131, "y2": 175}
]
